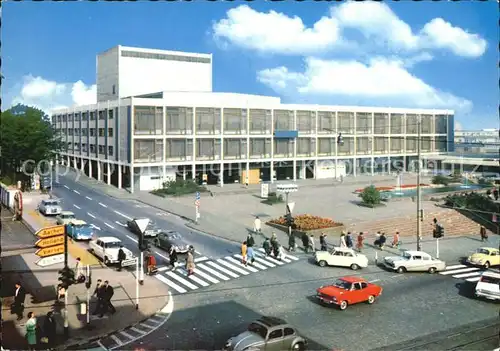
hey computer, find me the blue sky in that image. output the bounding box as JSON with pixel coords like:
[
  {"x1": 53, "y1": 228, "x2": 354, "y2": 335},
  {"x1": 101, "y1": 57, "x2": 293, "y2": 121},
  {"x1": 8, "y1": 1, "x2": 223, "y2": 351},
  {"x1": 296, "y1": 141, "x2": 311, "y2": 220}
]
[{"x1": 3, "y1": 1, "x2": 498, "y2": 130}]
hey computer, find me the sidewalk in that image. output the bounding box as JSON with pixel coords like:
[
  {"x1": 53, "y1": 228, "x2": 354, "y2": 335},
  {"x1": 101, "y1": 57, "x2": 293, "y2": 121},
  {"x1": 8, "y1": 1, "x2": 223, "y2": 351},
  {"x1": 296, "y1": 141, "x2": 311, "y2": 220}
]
[{"x1": 1, "y1": 198, "x2": 169, "y2": 350}]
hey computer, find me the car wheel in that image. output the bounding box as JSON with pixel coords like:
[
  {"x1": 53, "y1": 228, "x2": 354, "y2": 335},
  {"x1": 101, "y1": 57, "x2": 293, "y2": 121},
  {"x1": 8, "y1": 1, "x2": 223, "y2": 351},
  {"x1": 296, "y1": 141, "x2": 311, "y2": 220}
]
[
  {"x1": 339, "y1": 300, "x2": 348, "y2": 310},
  {"x1": 484, "y1": 261, "x2": 490, "y2": 269},
  {"x1": 428, "y1": 267, "x2": 437, "y2": 274},
  {"x1": 292, "y1": 342, "x2": 305, "y2": 351},
  {"x1": 350, "y1": 263, "x2": 360, "y2": 270},
  {"x1": 104, "y1": 256, "x2": 110, "y2": 266},
  {"x1": 396, "y1": 266, "x2": 406, "y2": 274},
  {"x1": 318, "y1": 260, "x2": 327, "y2": 267},
  {"x1": 367, "y1": 295, "x2": 375, "y2": 304}
]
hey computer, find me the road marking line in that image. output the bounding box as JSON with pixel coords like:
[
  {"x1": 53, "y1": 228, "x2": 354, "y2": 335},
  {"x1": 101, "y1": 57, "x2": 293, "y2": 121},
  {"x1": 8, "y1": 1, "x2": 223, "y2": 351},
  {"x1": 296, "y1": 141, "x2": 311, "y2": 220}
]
[
  {"x1": 73, "y1": 190, "x2": 80, "y2": 194},
  {"x1": 453, "y1": 271, "x2": 483, "y2": 278},
  {"x1": 233, "y1": 254, "x2": 268, "y2": 270},
  {"x1": 440, "y1": 267, "x2": 480, "y2": 275},
  {"x1": 73, "y1": 204, "x2": 81, "y2": 209},
  {"x1": 110, "y1": 335, "x2": 122, "y2": 345},
  {"x1": 175, "y1": 268, "x2": 210, "y2": 287},
  {"x1": 99, "y1": 202, "x2": 107, "y2": 208},
  {"x1": 115, "y1": 221, "x2": 127, "y2": 227},
  {"x1": 257, "y1": 247, "x2": 299, "y2": 261},
  {"x1": 205, "y1": 261, "x2": 239, "y2": 278},
  {"x1": 196, "y1": 263, "x2": 230, "y2": 281},
  {"x1": 240, "y1": 253, "x2": 275, "y2": 267},
  {"x1": 369, "y1": 279, "x2": 381, "y2": 283},
  {"x1": 466, "y1": 277, "x2": 481, "y2": 282},
  {"x1": 189, "y1": 267, "x2": 220, "y2": 284},
  {"x1": 126, "y1": 235, "x2": 138, "y2": 243},
  {"x1": 157, "y1": 266, "x2": 169, "y2": 272},
  {"x1": 130, "y1": 327, "x2": 146, "y2": 335},
  {"x1": 446, "y1": 264, "x2": 467, "y2": 270},
  {"x1": 119, "y1": 330, "x2": 134, "y2": 340},
  {"x1": 105, "y1": 223, "x2": 115, "y2": 229},
  {"x1": 115, "y1": 210, "x2": 132, "y2": 220},
  {"x1": 90, "y1": 224, "x2": 101, "y2": 231},
  {"x1": 216, "y1": 259, "x2": 250, "y2": 275},
  {"x1": 153, "y1": 251, "x2": 169, "y2": 261},
  {"x1": 254, "y1": 251, "x2": 284, "y2": 265},
  {"x1": 226, "y1": 256, "x2": 260, "y2": 272},
  {"x1": 194, "y1": 256, "x2": 209, "y2": 263},
  {"x1": 63, "y1": 185, "x2": 69, "y2": 189},
  {"x1": 155, "y1": 274, "x2": 187, "y2": 293},
  {"x1": 140, "y1": 321, "x2": 156, "y2": 328},
  {"x1": 85, "y1": 196, "x2": 92, "y2": 200},
  {"x1": 87, "y1": 212, "x2": 96, "y2": 218}
]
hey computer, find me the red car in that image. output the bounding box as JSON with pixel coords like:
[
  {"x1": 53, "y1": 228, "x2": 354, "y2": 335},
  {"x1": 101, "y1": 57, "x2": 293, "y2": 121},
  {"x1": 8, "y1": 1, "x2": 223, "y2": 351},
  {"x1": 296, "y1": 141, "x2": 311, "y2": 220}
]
[{"x1": 316, "y1": 276, "x2": 382, "y2": 310}]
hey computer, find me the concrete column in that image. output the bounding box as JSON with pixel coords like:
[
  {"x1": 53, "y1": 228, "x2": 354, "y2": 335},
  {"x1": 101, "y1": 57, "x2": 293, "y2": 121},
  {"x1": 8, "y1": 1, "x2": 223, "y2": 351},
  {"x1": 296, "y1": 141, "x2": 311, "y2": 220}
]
[
  {"x1": 107, "y1": 163, "x2": 111, "y2": 185},
  {"x1": 191, "y1": 164, "x2": 196, "y2": 180},
  {"x1": 335, "y1": 159, "x2": 339, "y2": 179},
  {"x1": 80, "y1": 158, "x2": 85, "y2": 172},
  {"x1": 300, "y1": 160, "x2": 306, "y2": 179},
  {"x1": 353, "y1": 158, "x2": 357, "y2": 177},
  {"x1": 89, "y1": 160, "x2": 93, "y2": 179},
  {"x1": 130, "y1": 166, "x2": 134, "y2": 193},
  {"x1": 118, "y1": 164, "x2": 122, "y2": 189},
  {"x1": 67, "y1": 156, "x2": 70, "y2": 167},
  {"x1": 220, "y1": 163, "x2": 224, "y2": 187},
  {"x1": 371, "y1": 157, "x2": 375, "y2": 176},
  {"x1": 183, "y1": 167, "x2": 186, "y2": 180},
  {"x1": 293, "y1": 159, "x2": 297, "y2": 181},
  {"x1": 387, "y1": 156, "x2": 391, "y2": 174},
  {"x1": 313, "y1": 160, "x2": 317, "y2": 179},
  {"x1": 73, "y1": 157, "x2": 77, "y2": 170},
  {"x1": 97, "y1": 161, "x2": 102, "y2": 181},
  {"x1": 270, "y1": 162, "x2": 274, "y2": 183},
  {"x1": 246, "y1": 162, "x2": 250, "y2": 184}
]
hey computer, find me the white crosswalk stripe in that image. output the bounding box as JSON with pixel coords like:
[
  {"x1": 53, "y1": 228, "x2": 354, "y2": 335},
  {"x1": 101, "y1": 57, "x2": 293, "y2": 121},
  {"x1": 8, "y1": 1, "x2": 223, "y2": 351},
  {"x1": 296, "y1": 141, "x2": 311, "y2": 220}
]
[
  {"x1": 438, "y1": 264, "x2": 489, "y2": 282},
  {"x1": 154, "y1": 249, "x2": 300, "y2": 294}
]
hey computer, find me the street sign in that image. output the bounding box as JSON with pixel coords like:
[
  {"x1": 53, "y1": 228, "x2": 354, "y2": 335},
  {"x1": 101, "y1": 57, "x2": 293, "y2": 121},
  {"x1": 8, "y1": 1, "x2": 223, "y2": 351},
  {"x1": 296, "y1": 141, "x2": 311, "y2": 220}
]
[
  {"x1": 36, "y1": 235, "x2": 64, "y2": 248},
  {"x1": 36, "y1": 225, "x2": 65, "y2": 239},
  {"x1": 36, "y1": 245, "x2": 65, "y2": 257},
  {"x1": 36, "y1": 254, "x2": 64, "y2": 267},
  {"x1": 287, "y1": 202, "x2": 295, "y2": 213},
  {"x1": 121, "y1": 257, "x2": 137, "y2": 267},
  {"x1": 195, "y1": 192, "x2": 200, "y2": 200}
]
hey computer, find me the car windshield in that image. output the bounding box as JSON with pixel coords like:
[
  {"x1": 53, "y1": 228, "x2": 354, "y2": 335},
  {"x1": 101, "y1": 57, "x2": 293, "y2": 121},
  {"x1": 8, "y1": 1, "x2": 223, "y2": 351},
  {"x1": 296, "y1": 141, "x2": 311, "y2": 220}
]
[
  {"x1": 475, "y1": 248, "x2": 490, "y2": 255},
  {"x1": 74, "y1": 224, "x2": 91, "y2": 229},
  {"x1": 63, "y1": 214, "x2": 75, "y2": 219},
  {"x1": 402, "y1": 252, "x2": 412, "y2": 259},
  {"x1": 480, "y1": 275, "x2": 500, "y2": 284},
  {"x1": 332, "y1": 279, "x2": 352, "y2": 290},
  {"x1": 45, "y1": 201, "x2": 59, "y2": 206},
  {"x1": 106, "y1": 241, "x2": 122, "y2": 248},
  {"x1": 247, "y1": 322, "x2": 267, "y2": 339}
]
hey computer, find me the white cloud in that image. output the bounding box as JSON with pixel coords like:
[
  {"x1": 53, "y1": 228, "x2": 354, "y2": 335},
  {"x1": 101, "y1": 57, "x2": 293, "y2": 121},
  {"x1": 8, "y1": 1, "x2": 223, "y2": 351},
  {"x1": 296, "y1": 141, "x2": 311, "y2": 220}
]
[
  {"x1": 213, "y1": 3, "x2": 487, "y2": 58},
  {"x1": 455, "y1": 121, "x2": 463, "y2": 130},
  {"x1": 257, "y1": 57, "x2": 472, "y2": 112},
  {"x1": 10, "y1": 75, "x2": 96, "y2": 113}
]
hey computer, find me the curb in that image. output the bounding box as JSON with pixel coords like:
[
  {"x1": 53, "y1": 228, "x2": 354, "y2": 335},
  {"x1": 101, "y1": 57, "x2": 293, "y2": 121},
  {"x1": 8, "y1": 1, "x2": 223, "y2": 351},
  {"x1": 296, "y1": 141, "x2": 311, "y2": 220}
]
[{"x1": 64, "y1": 291, "x2": 174, "y2": 350}]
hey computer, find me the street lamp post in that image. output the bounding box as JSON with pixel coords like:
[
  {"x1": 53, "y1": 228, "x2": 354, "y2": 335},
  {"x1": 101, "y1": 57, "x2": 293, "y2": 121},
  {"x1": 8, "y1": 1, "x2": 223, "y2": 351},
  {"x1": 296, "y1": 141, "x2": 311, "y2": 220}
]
[
  {"x1": 416, "y1": 116, "x2": 423, "y2": 251},
  {"x1": 276, "y1": 184, "x2": 298, "y2": 236}
]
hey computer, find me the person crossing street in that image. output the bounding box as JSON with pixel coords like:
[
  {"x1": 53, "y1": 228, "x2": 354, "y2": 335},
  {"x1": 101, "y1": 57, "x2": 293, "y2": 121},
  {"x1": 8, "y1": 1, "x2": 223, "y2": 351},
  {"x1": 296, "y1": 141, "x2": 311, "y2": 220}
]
[
  {"x1": 241, "y1": 241, "x2": 248, "y2": 265},
  {"x1": 288, "y1": 233, "x2": 296, "y2": 252},
  {"x1": 246, "y1": 233, "x2": 255, "y2": 248},
  {"x1": 262, "y1": 238, "x2": 272, "y2": 256}
]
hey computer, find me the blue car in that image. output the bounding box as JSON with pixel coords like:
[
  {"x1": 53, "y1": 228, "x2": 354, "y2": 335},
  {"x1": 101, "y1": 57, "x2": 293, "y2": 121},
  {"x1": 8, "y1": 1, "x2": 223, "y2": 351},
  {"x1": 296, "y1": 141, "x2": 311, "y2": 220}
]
[{"x1": 66, "y1": 220, "x2": 95, "y2": 241}]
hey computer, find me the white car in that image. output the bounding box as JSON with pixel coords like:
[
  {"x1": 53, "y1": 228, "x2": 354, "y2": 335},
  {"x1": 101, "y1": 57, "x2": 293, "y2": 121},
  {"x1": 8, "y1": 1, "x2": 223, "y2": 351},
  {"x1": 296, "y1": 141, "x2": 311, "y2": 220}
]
[
  {"x1": 38, "y1": 199, "x2": 62, "y2": 216},
  {"x1": 56, "y1": 211, "x2": 76, "y2": 225},
  {"x1": 89, "y1": 236, "x2": 136, "y2": 266},
  {"x1": 475, "y1": 271, "x2": 500, "y2": 301},
  {"x1": 384, "y1": 250, "x2": 446, "y2": 274},
  {"x1": 314, "y1": 247, "x2": 369, "y2": 270}
]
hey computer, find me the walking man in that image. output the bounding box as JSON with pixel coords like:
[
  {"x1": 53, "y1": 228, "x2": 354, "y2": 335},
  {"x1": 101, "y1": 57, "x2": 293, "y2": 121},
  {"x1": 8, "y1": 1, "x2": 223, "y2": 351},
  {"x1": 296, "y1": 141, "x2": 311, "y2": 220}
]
[
  {"x1": 346, "y1": 232, "x2": 353, "y2": 249},
  {"x1": 101, "y1": 281, "x2": 115, "y2": 316},
  {"x1": 186, "y1": 247, "x2": 195, "y2": 276},
  {"x1": 117, "y1": 246, "x2": 126, "y2": 272},
  {"x1": 288, "y1": 232, "x2": 296, "y2": 252},
  {"x1": 246, "y1": 233, "x2": 255, "y2": 248},
  {"x1": 92, "y1": 279, "x2": 105, "y2": 315},
  {"x1": 320, "y1": 233, "x2": 328, "y2": 251},
  {"x1": 480, "y1": 225, "x2": 488, "y2": 242},
  {"x1": 254, "y1": 216, "x2": 261, "y2": 234},
  {"x1": 262, "y1": 238, "x2": 271, "y2": 256},
  {"x1": 301, "y1": 233, "x2": 309, "y2": 253},
  {"x1": 247, "y1": 245, "x2": 255, "y2": 265},
  {"x1": 169, "y1": 246, "x2": 178, "y2": 270},
  {"x1": 12, "y1": 282, "x2": 26, "y2": 321}
]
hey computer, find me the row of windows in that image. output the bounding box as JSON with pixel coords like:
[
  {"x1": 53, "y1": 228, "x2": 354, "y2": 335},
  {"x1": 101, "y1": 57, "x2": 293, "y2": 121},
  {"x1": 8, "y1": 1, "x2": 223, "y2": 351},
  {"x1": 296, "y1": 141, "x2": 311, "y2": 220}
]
[
  {"x1": 55, "y1": 109, "x2": 114, "y2": 123},
  {"x1": 121, "y1": 50, "x2": 211, "y2": 64},
  {"x1": 65, "y1": 143, "x2": 114, "y2": 156},
  {"x1": 59, "y1": 128, "x2": 114, "y2": 137}
]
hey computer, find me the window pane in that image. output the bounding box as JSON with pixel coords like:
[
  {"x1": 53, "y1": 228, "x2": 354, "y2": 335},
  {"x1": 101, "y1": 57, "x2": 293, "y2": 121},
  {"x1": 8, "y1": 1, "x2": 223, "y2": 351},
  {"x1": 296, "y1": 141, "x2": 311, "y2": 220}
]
[
  {"x1": 249, "y1": 109, "x2": 271, "y2": 134},
  {"x1": 134, "y1": 106, "x2": 163, "y2": 135}
]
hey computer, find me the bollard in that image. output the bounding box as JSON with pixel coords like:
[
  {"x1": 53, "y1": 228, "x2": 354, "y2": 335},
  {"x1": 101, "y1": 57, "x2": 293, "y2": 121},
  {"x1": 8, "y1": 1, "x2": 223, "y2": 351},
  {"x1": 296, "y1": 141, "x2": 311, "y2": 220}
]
[
  {"x1": 375, "y1": 251, "x2": 378, "y2": 264},
  {"x1": 80, "y1": 302, "x2": 87, "y2": 316}
]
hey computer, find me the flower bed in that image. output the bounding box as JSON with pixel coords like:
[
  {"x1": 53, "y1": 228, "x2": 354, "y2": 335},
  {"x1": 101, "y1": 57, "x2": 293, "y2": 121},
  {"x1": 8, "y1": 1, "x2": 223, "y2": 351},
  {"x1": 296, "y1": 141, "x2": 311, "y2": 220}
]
[
  {"x1": 354, "y1": 184, "x2": 430, "y2": 193},
  {"x1": 267, "y1": 214, "x2": 342, "y2": 231}
]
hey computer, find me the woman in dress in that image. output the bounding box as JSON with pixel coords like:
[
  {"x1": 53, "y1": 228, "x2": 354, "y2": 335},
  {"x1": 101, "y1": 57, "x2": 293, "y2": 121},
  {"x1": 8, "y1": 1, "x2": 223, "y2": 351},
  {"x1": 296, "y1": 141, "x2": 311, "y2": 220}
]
[
  {"x1": 185, "y1": 247, "x2": 195, "y2": 276},
  {"x1": 25, "y1": 311, "x2": 37, "y2": 350}
]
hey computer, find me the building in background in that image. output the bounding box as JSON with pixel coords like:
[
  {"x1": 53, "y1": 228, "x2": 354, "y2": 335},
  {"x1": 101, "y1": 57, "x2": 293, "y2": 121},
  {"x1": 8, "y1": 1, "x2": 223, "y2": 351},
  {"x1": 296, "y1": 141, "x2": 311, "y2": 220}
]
[
  {"x1": 52, "y1": 46, "x2": 455, "y2": 192},
  {"x1": 454, "y1": 129, "x2": 499, "y2": 154}
]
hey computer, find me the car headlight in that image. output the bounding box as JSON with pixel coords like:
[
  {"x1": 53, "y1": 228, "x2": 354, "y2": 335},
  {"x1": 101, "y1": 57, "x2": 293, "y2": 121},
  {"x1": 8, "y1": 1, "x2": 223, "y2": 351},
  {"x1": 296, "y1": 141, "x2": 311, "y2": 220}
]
[{"x1": 225, "y1": 339, "x2": 232, "y2": 347}]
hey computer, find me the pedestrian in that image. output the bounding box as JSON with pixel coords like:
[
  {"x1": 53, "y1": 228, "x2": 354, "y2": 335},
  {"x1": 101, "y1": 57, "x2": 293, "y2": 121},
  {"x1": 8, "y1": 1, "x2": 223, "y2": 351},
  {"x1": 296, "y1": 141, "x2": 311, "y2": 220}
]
[
  {"x1": 270, "y1": 232, "x2": 278, "y2": 247},
  {"x1": 288, "y1": 233, "x2": 296, "y2": 252},
  {"x1": 247, "y1": 245, "x2": 255, "y2": 265},
  {"x1": 339, "y1": 232, "x2": 347, "y2": 248},
  {"x1": 185, "y1": 248, "x2": 195, "y2": 276},
  {"x1": 272, "y1": 240, "x2": 280, "y2": 258},
  {"x1": 391, "y1": 232, "x2": 400, "y2": 248},
  {"x1": 169, "y1": 246, "x2": 178, "y2": 269},
  {"x1": 241, "y1": 241, "x2": 248, "y2": 265},
  {"x1": 101, "y1": 281, "x2": 116, "y2": 317},
  {"x1": 301, "y1": 233, "x2": 309, "y2": 253},
  {"x1": 375, "y1": 233, "x2": 387, "y2": 249},
  {"x1": 346, "y1": 232, "x2": 353, "y2": 249},
  {"x1": 356, "y1": 232, "x2": 364, "y2": 252},
  {"x1": 117, "y1": 246, "x2": 126, "y2": 271},
  {"x1": 308, "y1": 234, "x2": 316, "y2": 252},
  {"x1": 246, "y1": 233, "x2": 255, "y2": 248},
  {"x1": 253, "y1": 216, "x2": 261, "y2": 234},
  {"x1": 12, "y1": 282, "x2": 26, "y2": 321},
  {"x1": 262, "y1": 238, "x2": 271, "y2": 256},
  {"x1": 147, "y1": 252, "x2": 157, "y2": 274},
  {"x1": 75, "y1": 257, "x2": 85, "y2": 283},
  {"x1": 42, "y1": 311, "x2": 56, "y2": 347},
  {"x1": 57, "y1": 283, "x2": 66, "y2": 302},
  {"x1": 25, "y1": 311, "x2": 37, "y2": 350},
  {"x1": 276, "y1": 244, "x2": 286, "y2": 261},
  {"x1": 493, "y1": 188, "x2": 499, "y2": 201},
  {"x1": 320, "y1": 233, "x2": 328, "y2": 251},
  {"x1": 480, "y1": 225, "x2": 488, "y2": 242},
  {"x1": 92, "y1": 279, "x2": 105, "y2": 315}
]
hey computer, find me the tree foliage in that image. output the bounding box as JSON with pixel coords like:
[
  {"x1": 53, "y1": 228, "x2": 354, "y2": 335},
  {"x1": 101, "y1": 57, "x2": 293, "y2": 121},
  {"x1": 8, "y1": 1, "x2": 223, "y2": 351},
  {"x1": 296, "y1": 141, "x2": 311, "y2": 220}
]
[
  {"x1": 0, "y1": 105, "x2": 62, "y2": 183},
  {"x1": 431, "y1": 175, "x2": 450, "y2": 186},
  {"x1": 360, "y1": 185, "x2": 382, "y2": 206}
]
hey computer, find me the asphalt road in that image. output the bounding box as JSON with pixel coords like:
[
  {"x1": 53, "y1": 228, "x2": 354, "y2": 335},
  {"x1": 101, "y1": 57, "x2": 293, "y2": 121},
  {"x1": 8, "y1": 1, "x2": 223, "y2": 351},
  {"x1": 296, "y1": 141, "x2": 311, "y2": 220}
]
[
  {"x1": 129, "y1": 257, "x2": 499, "y2": 350},
  {"x1": 51, "y1": 174, "x2": 240, "y2": 265}
]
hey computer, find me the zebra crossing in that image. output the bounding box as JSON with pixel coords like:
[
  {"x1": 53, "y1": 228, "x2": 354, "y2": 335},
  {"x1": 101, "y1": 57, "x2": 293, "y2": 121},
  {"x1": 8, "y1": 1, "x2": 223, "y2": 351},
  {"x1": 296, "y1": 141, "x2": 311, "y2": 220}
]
[
  {"x1": 439, "y1": 264, "x2": 490, "y2": 282},
  {"x1": 154, "y1": 248, "x2": 299, "y2": 294}
]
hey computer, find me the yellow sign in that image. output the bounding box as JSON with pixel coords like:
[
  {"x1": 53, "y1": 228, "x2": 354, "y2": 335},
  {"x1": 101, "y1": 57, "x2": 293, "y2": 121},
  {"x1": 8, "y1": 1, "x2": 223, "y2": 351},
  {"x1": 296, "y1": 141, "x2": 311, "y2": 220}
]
[
  {"x1": 36, "y1": 245, "x2": 65, "y2": 257},
  {"x1": 36, "y1": 236, "x2": 64, "y2": 248},
  {"x1": 36, "y1": 225, "x2": 65, "y2": 239}
]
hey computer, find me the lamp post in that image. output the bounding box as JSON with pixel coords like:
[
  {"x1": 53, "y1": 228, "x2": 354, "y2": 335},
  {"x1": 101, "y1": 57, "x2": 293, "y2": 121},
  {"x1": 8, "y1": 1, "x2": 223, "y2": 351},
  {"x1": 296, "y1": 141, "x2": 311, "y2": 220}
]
[
  {"x1": 276, "y1": 184, "x2": 298, "y2": 236},
  {"x1": 416, "y1": 115, "x2": 423, "y2": 251}
]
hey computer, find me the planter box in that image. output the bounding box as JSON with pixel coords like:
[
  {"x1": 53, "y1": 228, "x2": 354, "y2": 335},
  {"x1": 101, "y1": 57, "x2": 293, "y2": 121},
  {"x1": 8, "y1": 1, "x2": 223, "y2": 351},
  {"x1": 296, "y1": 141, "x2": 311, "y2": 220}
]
[{"x1": 266, "y1": 222, "x2": 346, "y2": 238}]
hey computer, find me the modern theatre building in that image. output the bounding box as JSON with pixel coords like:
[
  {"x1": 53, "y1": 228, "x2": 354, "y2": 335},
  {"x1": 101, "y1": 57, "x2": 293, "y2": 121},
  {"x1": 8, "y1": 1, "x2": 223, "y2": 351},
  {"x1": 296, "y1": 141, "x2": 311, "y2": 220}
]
[{"x1": 52, "y1": 46, "x2": 455, "y2": 192}]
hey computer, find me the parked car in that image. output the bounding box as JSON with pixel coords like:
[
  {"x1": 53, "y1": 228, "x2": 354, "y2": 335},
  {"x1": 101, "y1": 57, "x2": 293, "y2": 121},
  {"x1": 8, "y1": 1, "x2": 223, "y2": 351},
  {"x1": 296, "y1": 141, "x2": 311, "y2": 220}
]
[
  {"x1": 66, "y1": 220, "x2": 95, "y2": 241},
  {"x1": 467, "y1": 247, "x2": 500, "y2": 269},
  {"x1": 38, "y1": 199, "x2": 62, "y2": 216},
  {"x1": 127, "y1": 218, "x2": 161, "y2": 237},
  {"x1": 56, "y1": 211, "x2": 76, "y2": 225},
  {"x1": 314, "y1": 247, "x2": 368, "y2": 270},
  {"x1": 475, "y1": 271, "x2": 500, "y2": 301},
  {"x1": 89, "y1": 236, "x2": 135, "y2": 266},
  {"x1": 154, "y1": 231, "x2": 190, "y2": 254},
  {"x1": 316, "y1": 276, "x2": 383, "y2": 310},
  {"x1": 223, "y1": 316, "x2": 307, "y2": 351},
  {"x1": 383, "y1": 250, "x2": 446, "y2": 274}
]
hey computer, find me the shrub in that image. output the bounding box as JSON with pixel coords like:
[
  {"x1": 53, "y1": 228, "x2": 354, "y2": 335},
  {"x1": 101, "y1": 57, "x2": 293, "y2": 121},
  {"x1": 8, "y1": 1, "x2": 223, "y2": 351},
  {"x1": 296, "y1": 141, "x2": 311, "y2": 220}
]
[
  {"x1": 268, "y1": 214, "x2": 342, "y2": 231},
  {"x1": 444, "y1": 193, "x2": 499, "y2": 223},
  {"x1": 360, "y1": 185, "x2": 381, "y2": 206},
  {"x1": 261, "y1": 192, "x2": 284, "y2": 205},
  {"x1": 432, "y1": 175, "x2": 450, "y2": 186},
  {"x1": 151, "y1": 179, "x2": 207, "y2": 197}
]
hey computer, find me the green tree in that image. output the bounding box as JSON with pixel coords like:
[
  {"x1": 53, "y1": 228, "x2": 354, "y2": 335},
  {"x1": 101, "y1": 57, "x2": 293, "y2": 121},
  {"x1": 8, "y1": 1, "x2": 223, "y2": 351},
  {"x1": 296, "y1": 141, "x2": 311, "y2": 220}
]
[
  {"x1": 0, "y1": 105, "x2": 63, "y2": 184},
  {"x1": 431, "y1": 175, "x2": 450, "y2": 186},
  {"x1": 360, "y1": 185, "x2": 381, "y2": 206}
]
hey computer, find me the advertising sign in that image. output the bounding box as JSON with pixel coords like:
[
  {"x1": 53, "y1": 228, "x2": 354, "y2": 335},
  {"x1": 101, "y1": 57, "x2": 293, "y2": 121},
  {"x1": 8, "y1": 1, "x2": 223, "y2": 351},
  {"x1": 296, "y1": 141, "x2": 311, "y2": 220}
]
[{"x1": 261, "y1": 183, "x2": 269, "y2": 198}]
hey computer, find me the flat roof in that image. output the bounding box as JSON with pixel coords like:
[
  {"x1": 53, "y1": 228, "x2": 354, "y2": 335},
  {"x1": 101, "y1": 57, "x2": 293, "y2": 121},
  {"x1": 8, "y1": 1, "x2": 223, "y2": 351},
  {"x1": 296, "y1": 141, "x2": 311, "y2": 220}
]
[{"x1": 98, "y1": 45, "x2": 212, "y2": 59}]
